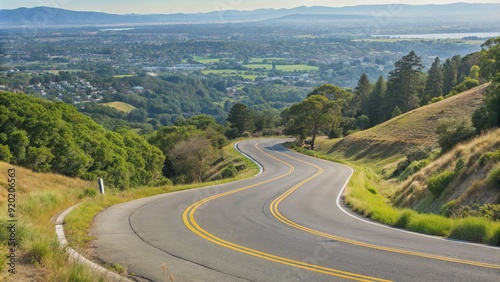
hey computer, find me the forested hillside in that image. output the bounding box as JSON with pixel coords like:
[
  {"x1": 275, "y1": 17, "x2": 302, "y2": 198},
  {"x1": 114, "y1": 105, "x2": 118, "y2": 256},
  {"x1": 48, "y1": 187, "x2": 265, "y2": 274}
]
[{"x1": 0, "y1": 92, "x2": 165, "y2": 188}]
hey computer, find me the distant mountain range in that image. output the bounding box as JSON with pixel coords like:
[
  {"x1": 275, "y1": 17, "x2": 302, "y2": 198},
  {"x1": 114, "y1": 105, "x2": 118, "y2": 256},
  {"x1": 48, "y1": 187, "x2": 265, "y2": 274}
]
[{"x1": 1, "y1": 3, "x2": 500, "y2": 27}]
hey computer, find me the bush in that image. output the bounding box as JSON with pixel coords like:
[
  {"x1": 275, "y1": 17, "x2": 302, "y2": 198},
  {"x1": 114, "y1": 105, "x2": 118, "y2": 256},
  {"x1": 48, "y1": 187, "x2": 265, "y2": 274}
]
[
  {"x1": 407, "y1": 213, "x2": 452, "y2": 236},
  {"x1": 479, "y1": 150, "x2": 500, "y2": 166},
  {"x1": 394, "y1": 210, "x2": 414, "y2": 228},
  {"x1": 441, "y1": 200, "x2": 458, "y2": 217},
  {"x1": 221, "y1": 164, "x2": 238, "y2": 179},
  {"x1": 398, "y1": 159, "x2": 430, "y2": 181},
  {"x1": 436, "y1": 118, "x2": 477, "y2": 152},
  {"x1": 429, "y1": 96, "x2": 444, "y2": 104},
  {"x1": 487, "y1": 163, "x2": 500, "y2": 189},
  {"x1": 449, "y1": 217, "x2": 492, "y2": 243},
  {"x1": 427, "y1": 171, "x2": 456, "y2": 197}
]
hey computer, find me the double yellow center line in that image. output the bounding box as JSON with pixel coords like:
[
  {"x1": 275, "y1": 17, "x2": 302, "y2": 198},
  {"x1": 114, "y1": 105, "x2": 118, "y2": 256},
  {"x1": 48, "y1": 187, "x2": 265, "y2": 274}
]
[
  {"x1": 183, "y1": 142, "x2": 390, "y2": 281},
  {"x1": 183, "y1": 142, "x2": 499, "y2": 281}
]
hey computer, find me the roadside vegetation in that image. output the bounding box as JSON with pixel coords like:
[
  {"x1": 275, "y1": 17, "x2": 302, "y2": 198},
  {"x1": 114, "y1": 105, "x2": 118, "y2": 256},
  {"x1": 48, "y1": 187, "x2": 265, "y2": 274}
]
[
  {"x1": 1, "y1": 34, "x2": 499, "y2": 280},
  {"x1": 0, "y1": 140, "x2": 258, "y2": 280},
  {"x1": 287, "y1": 38, "x2": 500, "y2": 245}
]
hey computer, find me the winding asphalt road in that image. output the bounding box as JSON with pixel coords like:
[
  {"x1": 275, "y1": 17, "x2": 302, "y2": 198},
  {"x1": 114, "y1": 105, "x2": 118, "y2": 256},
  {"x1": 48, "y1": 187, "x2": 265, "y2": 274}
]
[{"x1": 92, "y1": 138, "x2": 500, "y2": 281}]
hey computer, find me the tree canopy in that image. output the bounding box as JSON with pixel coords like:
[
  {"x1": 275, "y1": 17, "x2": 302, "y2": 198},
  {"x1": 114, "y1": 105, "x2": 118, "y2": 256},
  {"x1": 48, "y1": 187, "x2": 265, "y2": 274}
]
[
  {"x1": 0, "y1": 92, "x2": 165, "y2": 188},
  {"x1": 284, "y1": 93, "x2": 341, "y2": 150}
]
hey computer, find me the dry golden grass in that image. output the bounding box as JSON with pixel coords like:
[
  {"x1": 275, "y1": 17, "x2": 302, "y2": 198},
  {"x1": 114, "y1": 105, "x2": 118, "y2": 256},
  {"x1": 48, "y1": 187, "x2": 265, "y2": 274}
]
[
  {"x1": 101, "y1": 101, "x2": 137, "y2": 113},
  {"x1": 351, "y1": 83, "x2": 488, "y2": 145},
  {"x1": 316, "y1": 83, "x2": 489, "y2": 175},
  {"x1": 395, "y1": 129, "x2": 500, "y2": 212}
]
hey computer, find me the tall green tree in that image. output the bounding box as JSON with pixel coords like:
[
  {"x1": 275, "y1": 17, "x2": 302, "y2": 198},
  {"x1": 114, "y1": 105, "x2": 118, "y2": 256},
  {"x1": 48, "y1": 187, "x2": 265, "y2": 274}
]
[
  {"x1": 284, "y1": 94, "x2": 341, "y2": 150},
  {"x1": 473, "y1": 37, "x2": 500, "y2": 132},
  {"x1": 423, "y1": 57, "x2": 443, "y2": 104},
  {"x1": 353, "y1": 73, "x2": 373, "y2": 116},
  {"x1": 367, "y1": 76, "x2": 387, "y2": 126},
  {"x1": 480, "y1": 37, "x2": 500, "y2": 80},
  {"x1": 442, "y1": 55, "x2": 461, "y2": 95},
  {"x1": 384, "y1": 51, "x2": 424, "y2": 119},
  {"x1": 227, "y1": 103, "x2": 255, "y2": 137},
  {"x1": 307, "y1": 83, "x2": 353, "y2": 136}
]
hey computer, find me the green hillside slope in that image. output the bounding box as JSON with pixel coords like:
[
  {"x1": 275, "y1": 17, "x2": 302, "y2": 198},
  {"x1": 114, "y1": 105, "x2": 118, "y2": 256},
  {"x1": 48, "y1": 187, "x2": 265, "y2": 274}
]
[{"x1": 316, "y1": 83, "x2": 489, "y2": 169}]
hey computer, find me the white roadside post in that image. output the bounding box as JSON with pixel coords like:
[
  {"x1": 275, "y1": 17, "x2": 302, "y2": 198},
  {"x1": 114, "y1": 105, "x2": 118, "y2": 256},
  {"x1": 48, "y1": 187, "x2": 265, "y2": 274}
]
[{"x1": 98, "y1": 178, "x2": 105, "y2": 195}]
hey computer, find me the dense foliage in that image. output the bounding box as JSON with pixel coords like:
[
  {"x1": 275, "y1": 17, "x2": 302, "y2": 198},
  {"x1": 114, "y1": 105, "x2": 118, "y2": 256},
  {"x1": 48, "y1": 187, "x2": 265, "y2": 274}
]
[
  {"x1": 148, "y1": 115, "x2": 228, "y2": 184},
  {"x1": 473, "y1": 38, "x2": 500, "y2": 132},
  {"x1": 0, "y1": 92, "x2": 165, "y2": 188}
]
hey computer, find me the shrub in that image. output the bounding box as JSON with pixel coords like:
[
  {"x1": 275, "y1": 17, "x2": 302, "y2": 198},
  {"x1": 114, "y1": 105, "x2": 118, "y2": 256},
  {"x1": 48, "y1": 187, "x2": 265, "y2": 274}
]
[
  {"x1": 393, "y1": 147, "x2": 431, "y2": 177},
  {"x1": 436, "y1": 118, "x2": 477, "y2": 152},
  {"x1": 479, "y1": 150, "x2": 500, "y2": 166},
  {"x1": 441, "y1": 200, "x2": 458, "y2": 217},
  {"x1": 487, "y1": 163, "x2": 500, "y2": 189},
  {"x1": 427, "y1": 171, "x2": 456, "y2": 197},
  {"x1": 398, "y1": 159, "x2": 430, "y2": 181},
  {"x1": 449, "y1": 217, "x2": 492, "y2": 243},
  {"x1": 221, "y1": 164, "x2": 238, "y2": 179},
  {"x1": 489, "y1": 227, "x2": 500, "y2": 246},
  {"x1": 429, "y1": 96, "x2": 444, "y2": 104},
  {"x1": 394, "y1": 209, "x2": 414, "y2": 228},
  {"x1": 407, "y1": 213, "x2": 452, "y2": 236}
]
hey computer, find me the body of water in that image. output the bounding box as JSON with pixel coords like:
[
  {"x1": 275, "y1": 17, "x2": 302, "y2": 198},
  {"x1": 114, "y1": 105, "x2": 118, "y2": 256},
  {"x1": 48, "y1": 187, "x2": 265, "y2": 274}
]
[{"x1": 375, "y1": 32, "x2": 500, "y2": 39}]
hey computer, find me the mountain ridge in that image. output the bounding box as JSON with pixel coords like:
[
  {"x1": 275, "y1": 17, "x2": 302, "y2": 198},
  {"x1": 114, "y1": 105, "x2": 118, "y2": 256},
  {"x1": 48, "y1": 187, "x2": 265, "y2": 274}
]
[{"x1": 1, "y1": 3, "x2": 500, "y2": 26}]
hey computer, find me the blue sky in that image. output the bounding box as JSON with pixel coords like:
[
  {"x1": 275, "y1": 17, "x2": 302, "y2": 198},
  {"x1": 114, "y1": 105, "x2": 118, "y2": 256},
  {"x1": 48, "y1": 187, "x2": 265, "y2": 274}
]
[{"x1": 1, "y1": 1, "x2": 499, "y2": 14}]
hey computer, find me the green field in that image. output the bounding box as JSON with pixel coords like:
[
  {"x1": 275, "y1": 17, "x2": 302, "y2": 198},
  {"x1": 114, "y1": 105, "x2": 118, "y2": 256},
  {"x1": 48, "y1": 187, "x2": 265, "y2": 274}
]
[
  {"x1": 249, "y1": 57, "x2": 287, "y2": 63},
  {"x1": 243, "y1": 64, "x2": 319, "y2": 71},
  {"x1": 193, "y1": 56, "x2": 222, "y2": 64},
  {"x1": 101, "y1": 101, "x2": 137, "y2": 113}
]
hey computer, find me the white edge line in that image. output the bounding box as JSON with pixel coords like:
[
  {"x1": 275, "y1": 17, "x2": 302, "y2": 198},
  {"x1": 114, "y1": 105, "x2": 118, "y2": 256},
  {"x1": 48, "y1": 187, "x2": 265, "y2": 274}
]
[
  {"x1": 235, "y1": 141, "x2": 264, "y2": 176},
  {"x1": 55, "y1": 205, "x2": 133, "y2": 282},
  {"x1": 283, "y1": 144, "x2": 500, "y2": 250}
]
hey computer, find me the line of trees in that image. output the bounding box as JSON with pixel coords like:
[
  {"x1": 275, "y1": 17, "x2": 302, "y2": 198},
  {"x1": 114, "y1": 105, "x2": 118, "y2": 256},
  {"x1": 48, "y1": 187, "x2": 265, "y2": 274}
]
[
  {"x1": 345, "y1": 51, "x2": 483, "y2": 132},
  {"x1": 282, "y1": 39, "x2": 499, "y2": 150}
]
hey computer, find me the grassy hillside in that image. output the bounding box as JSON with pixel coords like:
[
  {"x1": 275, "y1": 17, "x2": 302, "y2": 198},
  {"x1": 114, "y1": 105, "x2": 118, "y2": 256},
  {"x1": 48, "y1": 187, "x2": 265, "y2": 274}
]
[
  {"x1": 0, "y1": 162, "x2": 102, "y2": 281},
  {"x1": 0, "y1": 140, "x2": 259, "y2": 281},
  {"x1": 316, "y1": 83, "x2": 489, "y2": 172},
  {"x1": 309, "y1": 83, "x2": 500, "y2": 245},
  {"x1": 394, "y1": 129, "x2": 500, "y2": 212},
  {"x1": 101, "y1": 101, "x2": 136, "y2": 113}
]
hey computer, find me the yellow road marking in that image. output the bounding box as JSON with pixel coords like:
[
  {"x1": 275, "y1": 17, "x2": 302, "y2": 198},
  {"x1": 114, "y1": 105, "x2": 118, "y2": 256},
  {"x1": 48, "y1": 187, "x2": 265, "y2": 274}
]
[
  {"x1": 182, "y1": 142, "x2": 392, "y2": 282},
  {"x1": 261, "y1": 145, "x2": 500, "y2": 270}
]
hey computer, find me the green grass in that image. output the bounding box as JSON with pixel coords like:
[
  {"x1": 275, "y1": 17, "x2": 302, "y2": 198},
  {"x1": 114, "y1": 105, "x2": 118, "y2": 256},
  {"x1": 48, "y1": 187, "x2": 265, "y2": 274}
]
[
  {"x1": 242, "y1": 64, "x2": 319, "y2": 71},
  {"x1": 449, "y1": 217, "x2": 496, "y2": 243},
  {"x1": 101, "y1": 101, "x2": 137, "y2": 113},
  {"x1": 193, "y1": 56, "x2": 222, "y2": 64},
  {"x1": 286, "y1": 144, "x2": 500, "y2": 245},
  {"x1": 0, "y1": 140, "x2": 259, "y2": 280},
  {"x1": 0, "y1": 162, "x2": 103, "y2": 281},
  {"x1": 250, "y1": 57, "x2": 287, "y2": 63}
]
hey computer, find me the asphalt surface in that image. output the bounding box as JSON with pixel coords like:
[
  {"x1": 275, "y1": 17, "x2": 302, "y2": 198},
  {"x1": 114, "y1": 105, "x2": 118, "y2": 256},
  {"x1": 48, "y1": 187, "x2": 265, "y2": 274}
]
[{"x1": 92, "y1": 138, "x2": 500, "y2": 281}]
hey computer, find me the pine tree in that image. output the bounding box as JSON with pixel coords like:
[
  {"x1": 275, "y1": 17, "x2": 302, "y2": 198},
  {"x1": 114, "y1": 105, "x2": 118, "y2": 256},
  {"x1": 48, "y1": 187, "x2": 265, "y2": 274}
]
[
  {"x1": 367, "y1": 76, "x2": 386, "y2": 125},
  {"x1": 423, "y1": 57, "x2": 443, "y2": 104},
  {"x1": 227, "y1": 103, "x2": 254, "y2": 136},
  {"x1": 442, "y1": 55, "x2": 461, "y2": 95},
  {"x1": 353, "y1": 73, "x2": 372, "y2": 116},
  {"x1": 384, "y1": 51, "x2": 424, "y2": 120}
]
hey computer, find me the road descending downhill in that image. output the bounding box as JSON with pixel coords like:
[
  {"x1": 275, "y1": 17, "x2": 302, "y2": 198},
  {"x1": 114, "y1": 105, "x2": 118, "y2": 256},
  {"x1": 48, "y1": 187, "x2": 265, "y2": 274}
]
[{"x1": 92, "y1": 139, "x2": 500, "y2": 282}]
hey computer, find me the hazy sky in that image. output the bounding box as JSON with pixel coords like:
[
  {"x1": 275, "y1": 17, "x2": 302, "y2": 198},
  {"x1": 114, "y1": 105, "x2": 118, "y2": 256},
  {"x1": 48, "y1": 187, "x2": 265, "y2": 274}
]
[{"x1": 2, "y1": 1, "x2": 500, "y2": 14}]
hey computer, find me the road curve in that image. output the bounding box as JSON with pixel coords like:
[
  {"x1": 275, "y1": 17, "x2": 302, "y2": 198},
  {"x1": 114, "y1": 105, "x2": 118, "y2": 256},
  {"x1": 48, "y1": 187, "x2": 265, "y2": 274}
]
[{"x1": 92, "y1": 138, "x2": 500, "y2": 282}]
